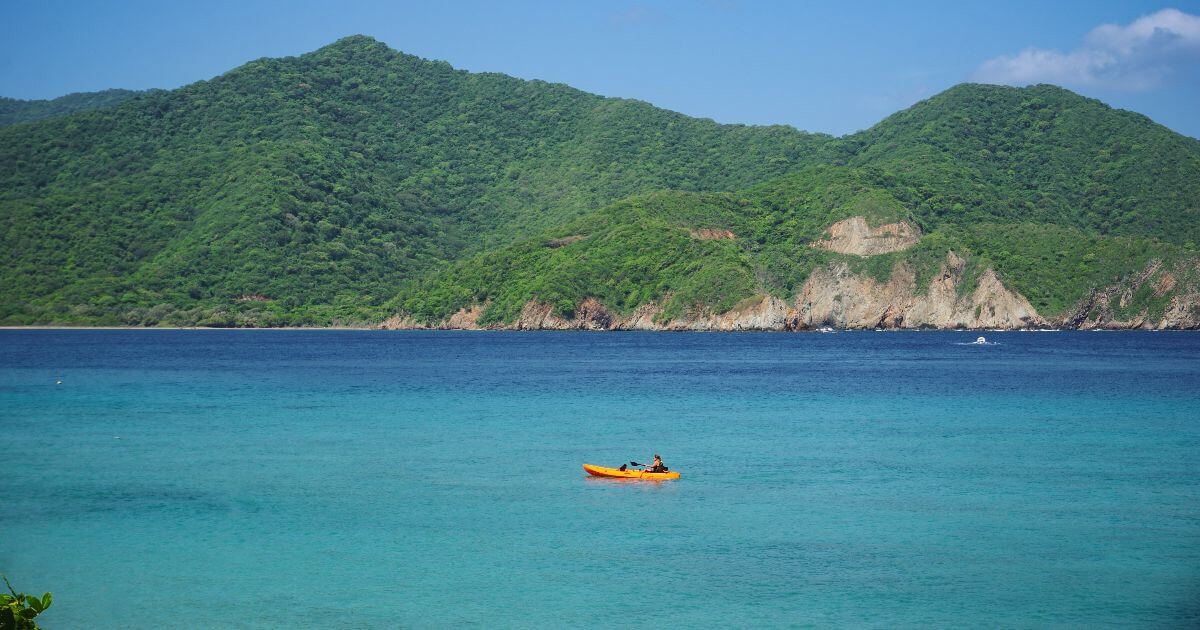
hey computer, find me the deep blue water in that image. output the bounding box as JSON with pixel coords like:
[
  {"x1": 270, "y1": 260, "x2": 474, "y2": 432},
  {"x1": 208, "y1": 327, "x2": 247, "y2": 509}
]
[{"x1": 2, "y1": 330, "x2": 1199, "y2": 627}]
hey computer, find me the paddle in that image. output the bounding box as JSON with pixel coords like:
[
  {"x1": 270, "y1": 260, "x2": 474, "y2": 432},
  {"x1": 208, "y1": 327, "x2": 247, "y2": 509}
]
[{"x1": 629, "y1": 461, "x2": 643, "y2": 467}]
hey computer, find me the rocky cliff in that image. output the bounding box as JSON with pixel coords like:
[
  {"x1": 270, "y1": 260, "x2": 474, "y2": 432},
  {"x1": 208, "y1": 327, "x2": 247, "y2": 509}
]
[
  {"x1": 1058, "y1": 259, "x2": 1200, "y2": 330},
  {"x1": 812, "y1": 217, "x2": 921, "y2": 256},
  {"x1": 380, "y1": 251, "x2": 1057, "y2": 331},
  {"x1": 788, "y1": 252, "x2": 1044, "y2": 329}
]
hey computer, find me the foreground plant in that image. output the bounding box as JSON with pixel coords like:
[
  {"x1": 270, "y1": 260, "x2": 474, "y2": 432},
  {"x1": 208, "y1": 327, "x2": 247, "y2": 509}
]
[{"x1": 1, "y1": 576, "x2": 52, "y2": 630}]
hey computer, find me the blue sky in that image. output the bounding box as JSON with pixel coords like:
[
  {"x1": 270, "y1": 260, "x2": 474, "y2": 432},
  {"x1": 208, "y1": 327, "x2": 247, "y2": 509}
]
[{"x1": 2, "y1": 1, "x2": 1198, "y2": 137}]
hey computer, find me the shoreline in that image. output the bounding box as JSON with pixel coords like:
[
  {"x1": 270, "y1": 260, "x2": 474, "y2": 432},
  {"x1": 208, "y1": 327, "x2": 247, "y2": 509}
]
[
  {"x1": 1, "y1": 325, "x2": 1195, "y2": 332},
  {"x1": 0, "y1": 325, "x2": 379, "y2": 331}
]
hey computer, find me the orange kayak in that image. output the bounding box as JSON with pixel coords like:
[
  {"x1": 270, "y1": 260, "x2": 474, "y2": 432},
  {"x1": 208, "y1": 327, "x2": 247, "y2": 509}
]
[{"x1": 583, "y1": 463, "x2": 681, "y2": 480}]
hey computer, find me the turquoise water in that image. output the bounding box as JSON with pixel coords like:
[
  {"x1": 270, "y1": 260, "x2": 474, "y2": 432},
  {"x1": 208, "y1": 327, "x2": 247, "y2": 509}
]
[{"x1": 2, "y1": 330, "x2": 1198, "y2": 627}]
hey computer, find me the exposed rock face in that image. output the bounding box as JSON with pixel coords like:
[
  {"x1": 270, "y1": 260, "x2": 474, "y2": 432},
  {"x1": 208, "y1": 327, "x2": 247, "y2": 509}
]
[
  {"x1": 791, "y1": 262, "x2": 917, "y2": 329},
  {"x1": 513, "y1": 298, "x2": 614, "y2": 330},
  {"x1": 1058, "y1": 259, "x2": 1200, "y2": 330},
  {"x1": 445, "y1": 304, "x2": 487, "y2": 329},
  {"x1": 379, "y1": 314, "x2": 426, "y2": 330},
  {"x1": 619, "y1": 303, "x2": 667, "y2": 331},
  {"x1": 689, "y1": 228, "x2": 736, "y2": 240},
  {"x1": 546, "y1": 235, "x2": 585, "y2": 248},
  {"x1": 1155, "y1": 273, "x2": 1177, "y2": 297},
  {"x1": 812, "y1": 216, "x2": 921, "y2": 256},
  {"x1": 512, "y1": 301, "x2": 561, "y2": 330},
  {"x1": 967, "y1": 269, "x2": 1045, "y2": 328},
  {"x1": 1160, "y1": 293, "x2": 1200, "y2": 329},
  {"x1": 660, "y1": 295, "x2": 790, "y2": 331},
  {"x1": 379, "y1": 304, "x2": 487, "y2": 330},
  {"x1": 789, "y1": 253, "x2": 1044, "y2": 329},
  {"x1": 503, "y1": 295, "x2": 786, "y2": 331}
]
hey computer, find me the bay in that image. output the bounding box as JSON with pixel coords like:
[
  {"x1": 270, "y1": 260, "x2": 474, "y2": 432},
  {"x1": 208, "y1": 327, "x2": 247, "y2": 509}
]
[{"x1": 1, "y1": 330, "x2": 1198, "y2": 627}]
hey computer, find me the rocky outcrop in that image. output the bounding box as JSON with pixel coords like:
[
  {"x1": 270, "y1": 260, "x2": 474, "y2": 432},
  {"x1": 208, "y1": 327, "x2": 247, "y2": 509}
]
[
  {"x1": 505, "y1": 295, "x2": 787, "y2": 331},
  {"x1": 659, "y1": 295, "x2": 790, "y2": 331},
  {"x1": 618, "y1": 303, "x2": 667, "y2": 330},
  {"x1": 790, "y1": 262, "x2": 918, "y2": 329},
  {"x1": 689, "y1": 228, "x2": 736, "y2": 240},
  {"x1": 379, "y1": 314, "x2": 426, "y2": 330},
  {"x1": 513, "y1": 298, "x2": 614, "y2": 330},
  {"x1": 1155, "y1": 273, "x2": 1177, "y2": 296},
  {"x1": 1057, "y1": 259, "x2": 1200, "y2": 330},
  {"x1": 812, "y1": 216, "x2": 921, "y2": 256},
  {"x1": 1160, "y1": 292, "x2": 1200, "y2": 329},
  {"x1": 788, "y1": 252, "x2": 1044, "y2": 329},
  {"x1": 445, "y1": 304, "x2": 487, "y2": 329},
  {"x1": 1063, "y1": 291, "x2": 1151, "y2": 330},
  {"x1": 379, "y1": 304, "x2": 487, "y2": 330},
  {"x1": 546, "y1": 235, "x2": 585, "y2": 248},
  {"x1": 967, "y1": 269, "x2": 1045, "y2": 328}
]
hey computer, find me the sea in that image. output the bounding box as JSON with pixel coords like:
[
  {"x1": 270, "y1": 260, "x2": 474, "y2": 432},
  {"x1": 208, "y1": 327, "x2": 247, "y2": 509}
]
[{"x1": 1, "y1": 329, "x2": 1198, "y2": 627}]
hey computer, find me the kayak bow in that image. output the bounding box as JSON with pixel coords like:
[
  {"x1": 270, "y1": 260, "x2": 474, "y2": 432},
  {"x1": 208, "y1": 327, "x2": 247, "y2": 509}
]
[{"x1": 582, "y1": 463, "x2": 680, "y2": 480}]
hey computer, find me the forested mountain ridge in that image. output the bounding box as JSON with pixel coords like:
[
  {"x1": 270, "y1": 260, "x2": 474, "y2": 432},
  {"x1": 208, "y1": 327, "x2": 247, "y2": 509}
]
[
  {"x1": 1, "y1": 35, "x2": 1197, "y2": 329},
  {"x1": 1, "y1": 35, "x2": 831, "y2": 325},
  {"x1": 0, "y1": 89, "x2": 147, "y2": 126},
  {"x1": 839, "y1": 83, "x2": 1200, "y2": 244}
]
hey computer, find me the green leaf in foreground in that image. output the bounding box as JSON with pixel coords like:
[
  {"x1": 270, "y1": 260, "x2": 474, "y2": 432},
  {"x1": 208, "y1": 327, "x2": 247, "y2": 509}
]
[{"x1": 1, "y1": 576, "x2": 53, "y2": 630}]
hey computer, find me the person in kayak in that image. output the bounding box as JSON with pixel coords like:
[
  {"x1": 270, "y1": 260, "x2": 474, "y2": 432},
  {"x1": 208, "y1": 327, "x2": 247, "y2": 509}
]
[{"x1": 646, "y1": 454, "x2": 667, "y2": 473}]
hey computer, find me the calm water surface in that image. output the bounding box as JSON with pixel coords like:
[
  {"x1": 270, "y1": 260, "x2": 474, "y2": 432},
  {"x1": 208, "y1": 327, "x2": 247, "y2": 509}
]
[{"x1": 2, "y1": 330, "x2": 1198, "y2": 627}]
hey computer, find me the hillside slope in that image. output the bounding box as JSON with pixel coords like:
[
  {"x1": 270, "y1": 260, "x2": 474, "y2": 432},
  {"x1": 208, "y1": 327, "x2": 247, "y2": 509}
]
[
  {"x1": 1, "y1": 36, "x2": 1197, "y2": 328},
  {"x1": 0, "y1": 89, "x2": 146, "y2": 126},
  {"x1": 841, "y1": 84, "x2": 1200, "y2": 244},
  {"x1": 0, "y1": 36, "x2": 830, "y2": 326},
  {"x1": 387, "y1": 168, "x2": 1199, "y2": 331}
]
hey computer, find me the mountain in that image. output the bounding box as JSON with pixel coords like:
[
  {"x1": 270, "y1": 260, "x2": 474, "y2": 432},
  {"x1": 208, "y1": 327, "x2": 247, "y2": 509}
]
[
  {"x1": 1, "y1": 35, "x2": 1197, "y2": 329},
  {"x1": 841, "y1": 83, "x2": 1200, "y2": 244},
  {"x1": 0, "y1": 36, "x2": 830, "y2": 326},
  {"x1": 0, "y1": 89, "x2": 147, "y2": 126}
]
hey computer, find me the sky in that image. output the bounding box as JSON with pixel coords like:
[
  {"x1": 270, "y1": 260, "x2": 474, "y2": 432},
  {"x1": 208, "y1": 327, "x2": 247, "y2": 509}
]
[{"x1": 2, "y1": 1, "x2": 1198, "y2": 138}]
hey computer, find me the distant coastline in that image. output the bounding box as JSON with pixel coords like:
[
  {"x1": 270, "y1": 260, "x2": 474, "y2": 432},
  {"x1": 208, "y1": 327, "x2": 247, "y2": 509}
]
[{"x1": 5, "y1": 325, "x2": 1196, "y2": 332}]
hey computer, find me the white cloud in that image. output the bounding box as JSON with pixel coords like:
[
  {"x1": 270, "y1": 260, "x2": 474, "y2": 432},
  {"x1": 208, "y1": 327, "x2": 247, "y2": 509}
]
[
  {"x1": 1087, "y1": 8, "x2": 1200, "y2": 54},
  {"x1": 973, "y1": 8, "x2": 1200, "y2": 90}
]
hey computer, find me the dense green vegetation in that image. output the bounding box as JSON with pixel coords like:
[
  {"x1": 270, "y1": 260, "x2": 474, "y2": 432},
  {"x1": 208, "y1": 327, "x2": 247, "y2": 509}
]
[
  {"x1": 1, "y1": 36, "x2": 1197, "y2": 327},
  {"x1": 0, "y1": 36, "x2": 829, "y2": 326},
  {"x1": 949, "y1": 222, "x2": 1188, "y2": 316},
  {"x1": 0, "y1": 89, "x2": 145, "y2": 126},
  {"x1": 393, "y1": 167, "x2": 1192, "y2": 325},
  {"x1": 841, "y1": 84, "x2": 1200, "y2": 244}
]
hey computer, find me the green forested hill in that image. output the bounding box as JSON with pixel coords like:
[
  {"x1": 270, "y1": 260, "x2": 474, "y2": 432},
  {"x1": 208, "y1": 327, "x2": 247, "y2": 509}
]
[
  {"x1": 391, "y1": 167, "x2": 905, "y2": 324},
  {"x1": 1, "y1": 36, "x2": 1197, "y2": 327},
  {"x1": 0, "y1": 89, "x2": 146, "y2": 126},
  {"x1": 1, "y1": 36, "x2": 830, "y2": 325},
  {"x1": 391, "y1": 166, "x2": 1194, "y2": 327},
  {"x1": 840, "y1": 83, "x2": 1200, "y2": 244}
]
